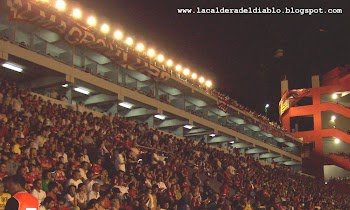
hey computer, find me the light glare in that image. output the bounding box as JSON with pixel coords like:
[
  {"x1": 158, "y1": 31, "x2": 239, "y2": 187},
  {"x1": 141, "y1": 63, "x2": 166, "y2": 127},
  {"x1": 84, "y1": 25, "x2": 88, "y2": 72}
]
[
  {"x1": 72, "y1": 9, "x2": 82, "y2": 19},
  {"x1": 101, "y1": 24, "x2": 110, "y2": 34},
  {"x1": 55, "y1": 0, "x2": 66, "y2": 11},
  {"x1": 335, "y1": 138, "x2": 340, "y2": 144},
  {"x1": 199, "y1": 77, "x2": 205, "y2": 83},
  {"x1": 147, "y1": 49, "x2": 156, "y2": 57},
  {"x1": 2, "y1": 63, "x2": 23, "y2": 73},
  {"x1": 331, "y1": 115, "x2": 336, "y2": 121},
  {"x1": 157, "y1": 54, "x2": 165, "y2": 63},
  {"x1": 205, "y1": 80, "x2": 212, "y2": 87},
  {"x1": 175, "y1": 65, "x2": 182, "y2": 72},
  {"x1": 166, "y1": 59, "x2": 173, "y2": 67},
  {"x1": 191, "y1": 73, "x2": 197, "y2": 79},
  {"x1": 332, "y1": 93, "x2": 338, "y2": 99},
  {"x1": 125, "y1": 37, "x2": 134, "y2": 46},
  {"x1": 114, "y1": 30, "x2": 123, "y2": 40},
  {"x1": 87, "y1": 16, "x2": 97, "y2": 26},
  {"x1": 183, "y1": 68, "x2": 190, "y2": 76},
  {"x1": 74, "y1": 87, "x2": 90, "y2": 95},
  {"x1": 136, "y1": 43, "x2": 145, "y2": 52}
]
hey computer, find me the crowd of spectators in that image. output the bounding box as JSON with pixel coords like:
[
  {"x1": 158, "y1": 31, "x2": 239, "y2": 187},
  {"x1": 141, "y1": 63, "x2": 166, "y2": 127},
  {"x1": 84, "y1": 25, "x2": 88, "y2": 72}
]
[{"x1": 0, "y1": 77, "x2": 349, "y2": 210}]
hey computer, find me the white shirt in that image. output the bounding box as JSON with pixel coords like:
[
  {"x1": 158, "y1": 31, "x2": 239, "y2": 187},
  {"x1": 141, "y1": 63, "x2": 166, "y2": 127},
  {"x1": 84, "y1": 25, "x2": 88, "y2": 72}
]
[
  {"x1": 31, "y1": 189, "x2": 46, "y2": 204},
  {"x1": 66, "y1": 178, "x2": 83, "y2": 189},
  {"x1": 87, "y1": 190, "x2": 100, "y2": 202}
]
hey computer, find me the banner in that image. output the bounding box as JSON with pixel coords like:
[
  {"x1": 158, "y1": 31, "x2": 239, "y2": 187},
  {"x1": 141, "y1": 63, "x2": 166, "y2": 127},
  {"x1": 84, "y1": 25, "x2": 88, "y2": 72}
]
[
  {"x1": 217, "y1": 93, "x2": 230, "y2": 113},
  {"x1": 279, "y1": 89, "x2": 310, "y2": 117},
  {"x1": 6, "y1": 0, "x2": 170, "y2": 81}
]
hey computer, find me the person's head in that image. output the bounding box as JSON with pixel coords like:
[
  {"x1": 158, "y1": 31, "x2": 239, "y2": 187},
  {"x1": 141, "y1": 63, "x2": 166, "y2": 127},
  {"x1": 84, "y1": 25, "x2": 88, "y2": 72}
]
[
  {"x1": 4, "y1": 175, "x2": 26, "y2": 195},
  {"x1": 72, "y1": 170, "x2": 81, "y2": 180},
  {"x1": 48, "y1": 181, "x2": 58, "y2": 193},
  {"x1": 92, "y1": 183, "x2": 100, "y2": 192},
  {"x1": 33, "y1": 179, "x2": 42, "y2": 191},
  {"x1": 42, "y1": 196, "x2": 55, "y2": 209},
  {"x1": 67, "y1": 185, "x2": 76, "y2": 195},
  {"x1": 42, "y1": 170, "x2": 52, "y2": 180},
  {"x1": 0, "y1": 163, "x2": 7, "y2": 173},
  {"x1": 78, "y1": 183, "x2": 86, "y2": 193},
  {"x1": 16, "y1": 166, "x2": 27, "y2": 176},
  {"x1": 56, "y1": 197, "x2": 66, "y2": 210}
]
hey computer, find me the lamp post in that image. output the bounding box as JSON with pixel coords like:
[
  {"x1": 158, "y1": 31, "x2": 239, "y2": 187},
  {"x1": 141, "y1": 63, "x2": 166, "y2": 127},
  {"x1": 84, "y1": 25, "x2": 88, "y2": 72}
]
[{"x1": 265, "y1": 104, "x2": 270, "y2": 117}]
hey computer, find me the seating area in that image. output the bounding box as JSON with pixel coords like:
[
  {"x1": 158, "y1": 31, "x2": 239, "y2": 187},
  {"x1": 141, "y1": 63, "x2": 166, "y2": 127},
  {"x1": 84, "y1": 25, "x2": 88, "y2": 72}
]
[{"x1": 0, "y1": 77, "x2": 349, "y2": 210}]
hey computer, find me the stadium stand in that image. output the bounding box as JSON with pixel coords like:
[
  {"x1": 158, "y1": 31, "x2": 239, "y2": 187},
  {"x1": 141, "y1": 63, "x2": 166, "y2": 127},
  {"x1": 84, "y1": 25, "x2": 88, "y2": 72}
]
[{"x1": 0, "y1": 78, "x2": 349, "y2": 210}]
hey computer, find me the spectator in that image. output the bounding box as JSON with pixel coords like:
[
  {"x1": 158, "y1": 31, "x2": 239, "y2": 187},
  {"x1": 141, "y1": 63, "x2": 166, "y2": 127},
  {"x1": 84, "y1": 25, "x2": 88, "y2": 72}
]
[
  {"x1": 39, "y1": 196, "x2": 55, "y2": 210},
  {"x1": 31, "y1": 179, "x2": 46, "y2": 205}
]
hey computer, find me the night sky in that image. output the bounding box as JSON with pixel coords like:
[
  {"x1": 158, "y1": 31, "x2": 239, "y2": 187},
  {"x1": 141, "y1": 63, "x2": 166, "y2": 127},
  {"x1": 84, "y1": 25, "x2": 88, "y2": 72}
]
[{"x1": 79, "y1": 0, "x2": 350, "y2": 121}]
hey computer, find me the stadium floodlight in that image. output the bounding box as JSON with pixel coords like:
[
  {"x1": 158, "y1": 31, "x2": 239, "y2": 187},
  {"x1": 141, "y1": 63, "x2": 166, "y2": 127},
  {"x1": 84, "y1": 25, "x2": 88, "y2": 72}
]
[
  {"x1": 331, "y1": 93, "x2": 338, "y2": 99},
  {"x1": 166, "y1": 59, "x2": 173, "y2": 67},
  {"x1": 74, "y1": 87, "x2": 90, "y2": 95},
  {"x1": 175, "y1": 64, "x2": 182, "y2": 72},
  {"x1": 62, "y1": 84, "x2": 68, "y2": 88},
  {"x1": 119, "y1": 102, "x2": 133, "y2": 109},
  {"x1": 114, "y1": 30, "x2": 123, "y2": 40},
  {"x1": 205, "y1": 80, "x2": 212, "y2": 88},
  {"x1": 2, "y1": 63, "x2": 23, "y2": 73},
  {"x1": 157, "y1": 54, "x2": 165, "y2": 63},
  {"x1": 154, "y1": 114, "x2": 166, "y2": 120},
  {"x1": 147, "y1": 49, "x2": 156, "y2": 58},
  {"x1": 183, "y1": 124, "x2": 194, "y2": 129},
  {"x1": 334, "y1": 138, "x2": 340, "y2": 144},
  {"x1": 209, "y1": 133, "x2": 216, "y2": 137},
  {"x1": 55, "y1": 0, "x2": 66, "y2": 11},
  {"x1": 230, "y1": 141, "x2": 235, "y2": 144},
  {"x1": 87, "y1": 16, "x2": 97, "y2": 26},
  {"x1": 199, "y1": 77, "x2": 205, "y2": 84},
  {"x1": 183, "y1": 68, "x2": 190, "y2": 76},
  {"x1": 72, "y1": 9, "x2": 82, "y2": 19},
  {"x1": 136, "y1": 43, "x2": 145, "y2": 52},
  {"x1": 125, "y1": 37, "x2": 133, "y2": 46},
  {"x1": 191, "y1": 73, "x2": 197, "y2": 80},
  {"x1": 101, "y1": 24, "x2": 110, "y2": 34},
  {"x1": 331, "y1": 115, "x2": 336, "y2": 121}
]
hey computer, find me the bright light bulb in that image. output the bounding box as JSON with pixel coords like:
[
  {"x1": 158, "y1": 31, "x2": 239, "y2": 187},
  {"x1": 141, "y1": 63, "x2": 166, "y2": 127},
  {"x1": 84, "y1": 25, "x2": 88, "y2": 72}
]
[
  {"x1": 114, "y1": 31, "x2": 123, "y2": 40},
  {"x1": 331, "y1": 115, "x2": 336, "y2": 121},
  {"x1": 125, "y1": 37, "x2": 133, "y2": 46},
  {"x1": 191, "y1": 73, "x2": 197, "y2": 79},
  {"x1": 157, "y1": 54, "x2": 165, "y2": 63},
  {"x1": 335, "y1": 138, "x2": 340, "y2": 144},
  {"x1": 166, "y1": 59, "x2": 173, "y2": 67},
  {"x1": 147, "y1": 49, "x2": 156, "y2": 58},
  {"x1": 183, "y1": 68, "x2": 190, "y2": 76},
  {"x1": 175, "y1": 64, "x2": 182, "y2": 72},
  {"x1": 136, "y1": 43, "x2": 145, "y2": 52},
  {"x1": 205, "y1": 80, "x2": 212, "y2": 87},
  {"x1": 55, "y1": 0, "x2": 66, "y2": 11},
  {"x1": 101, "y1": 24, "x2": 110, "y2": 34},
  {"x1": 199, "y1": 77, "x2": 205, "y2": 83},
  {"x1": 332, "y1": 93, "x2": 338, "y2": 99},
  {"x1": 72, "y1": 9, "x2": 82, "y2": 19},
  {"x1": 87, "y1": 16, "x2": 97, "y2": 26}
]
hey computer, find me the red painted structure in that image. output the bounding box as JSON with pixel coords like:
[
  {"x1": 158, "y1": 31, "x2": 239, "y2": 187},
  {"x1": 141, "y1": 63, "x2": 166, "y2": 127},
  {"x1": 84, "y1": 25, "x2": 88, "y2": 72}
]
[{"x1": 280, "y1": 67, "x2": 350, "y2": 177}]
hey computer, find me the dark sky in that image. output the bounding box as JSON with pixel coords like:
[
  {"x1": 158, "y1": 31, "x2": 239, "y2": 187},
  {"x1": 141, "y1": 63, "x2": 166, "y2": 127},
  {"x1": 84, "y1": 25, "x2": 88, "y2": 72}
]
[{"x1": 79, "y1": 0, "x2": 350, "y2": 121}]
